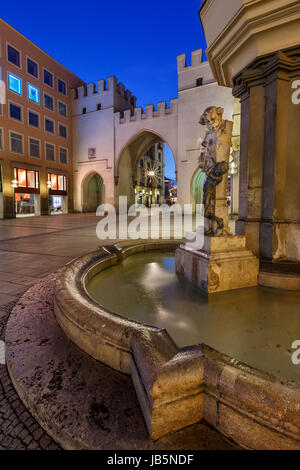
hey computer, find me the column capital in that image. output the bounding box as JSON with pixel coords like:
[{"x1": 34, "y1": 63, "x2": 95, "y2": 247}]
[{"x1": 233, "y1": 47, "x2": 300, "y2": 98}]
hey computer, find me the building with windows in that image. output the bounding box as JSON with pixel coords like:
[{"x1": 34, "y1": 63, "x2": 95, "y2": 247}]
[
  {"x1": 164, "y1": 177, "x2": 177, "y2": 205},
  {"x1": 0, "y1": 18, "x2": 84, "y2": 218},
  {"x1": 0, "y1": 18, "x2": 234, "y2": 219},
  {"x1": 135, "y1": 142, "x2": 165, "y2": 207}
]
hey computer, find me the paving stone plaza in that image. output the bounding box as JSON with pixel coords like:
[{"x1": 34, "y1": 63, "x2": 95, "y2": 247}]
[{"x1": 0, "y1": 214, "x2": 238, "y2": 450}]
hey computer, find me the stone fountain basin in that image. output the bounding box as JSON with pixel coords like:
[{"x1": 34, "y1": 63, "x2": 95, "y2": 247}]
[{"x1": 52, "y1": 241, "x2": 300, "y2": 449}]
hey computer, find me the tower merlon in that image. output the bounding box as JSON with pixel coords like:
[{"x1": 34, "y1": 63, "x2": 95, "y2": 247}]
[
  {"x1": 177, "y1": 53, "x2": 187, "y2": 72},
  {"x1": 177, "y1": 49, "x2": 204, "y2": 72},
  {"x1": 191, "y1": 49, "x2": 203, "y2": 67},
  {"x1": 125, "y1": 89, "x2": 132, "y2": 101},
  {"x1": 97, "y1": 79, "x2": 106, "y2": 92},
  {"x1": 118, "y1": 82, "x2": 125, "y2": 97},
  {"x1": 157, "y1": 101, "x2": 166, "y2": 115},
  {"x1": 114, "y1": 98, "x2": 178, "y2": 125},
  {"x1": 77, "y1": 85, "x2": 86, "y2": 99},
  {"x1": 87, "y1": 82, "x2": 96, "y2": 96},
  {"x1": 107, "y1": 75, "x2": 117, "y2": 91},
  {"x1": 145, "y1": 104, "x2": 154, "y2": 118}
]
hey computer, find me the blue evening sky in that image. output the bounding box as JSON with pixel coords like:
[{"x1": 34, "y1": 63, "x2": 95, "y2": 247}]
[{"x1": 1, "y1": 0, "x2": 207, "y2": 179}]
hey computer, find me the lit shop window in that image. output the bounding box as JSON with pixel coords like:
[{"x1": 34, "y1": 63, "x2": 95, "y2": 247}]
[
  {"x1": 13, "y1": 168, "x2": 39, "y2": 189},
  {"x1": 48, "y1": 173, "x2": 67, "y2": 191},
  {"x1": 8, "y1": 73, "x2": 22, "y2": 94},
  {"x1": 51, "y1": 173, "x2": 57, "y2": 189},
  {"x1": 28, "y1": 84, "x2": 40, "y2": 103}
]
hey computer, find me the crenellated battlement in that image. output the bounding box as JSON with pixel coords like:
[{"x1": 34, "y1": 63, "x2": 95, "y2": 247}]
[
  {"x1": 177, "y1": 48, "x2": 215, "y2": 92},
  {"x1": 177, "y1": 49, "x2": 203, "y2": 72},
  {"x1": 72, "y1": 75, "x2": 135, "y2": 103},
  {"x1": 114, "y1": 99, "x2": 178, "y2": 126}
]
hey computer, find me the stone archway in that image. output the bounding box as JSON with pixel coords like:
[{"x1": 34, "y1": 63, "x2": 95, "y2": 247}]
[
  {"x1": 82, "y1": 172, "x2": 105, "y2": 213},
  {"x1": 191, "y1": 168, "x2": 206, "y2": 212},
  {"x1": 115, "y1": 129, "x2": 176, "y2": 209}
]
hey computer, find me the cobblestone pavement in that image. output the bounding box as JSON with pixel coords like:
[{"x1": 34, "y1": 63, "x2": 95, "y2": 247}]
[
  {"x1": 0, "y1": 300, "x2": 61, "y2": 450},
  {"x1": 0, "y1": 214, "x2": 101, "y2": 450},
  {"x1": 0, "y1": 214, "x2": 238, "y2": 450}
]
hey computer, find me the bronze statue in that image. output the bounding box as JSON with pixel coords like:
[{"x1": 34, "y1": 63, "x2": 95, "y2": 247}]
[{"x1": 199, "y1": 106, "x2": 230, "y2": 236}]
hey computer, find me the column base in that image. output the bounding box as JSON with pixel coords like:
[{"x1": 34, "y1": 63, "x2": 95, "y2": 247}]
[
  {"x1": 175, "y1": 235, "x2": 259, "y2": 294},
  {"x1": 259, "y1": 261, "x2": 300, "y2": 291}
]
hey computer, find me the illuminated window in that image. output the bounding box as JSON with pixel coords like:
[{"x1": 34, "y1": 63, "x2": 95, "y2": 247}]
[
  {"x1": 51, "y1": 174, "x2": 57, "y2": 190},
  {"x1": 28, "y1": 84, "x2": 39, "y2": 103},
  {"x1": 58, "y1": 175, "x2": 65, "y2": 190},
  {"x1": 58, "y1": 79, "x2": 66, "y2": 95},
  {"x1": 48, "y1": 173, "x2": 67, "y2": 191},
  {"x1": 59, "y1": 147, "x2": 68, "y2": 164},
  {"x1": 14, "y1": 167, "x2": 39, "y2": 189},
  {"x1": 27, "y1": 170, "x2": 36, "y2": 188},
  {"x1": 44, "y1": 94, "x2": 54, "y2": 110},
  {"x1": 7, "y1": 45, "x2": 20, "y2": 67},
  {"x1": 8, "y1": 73, "x2": 22, "y2": 94},
  {"x1": 18, "y1": 169, "x2": 27, "y2": 187},
  {"x1": 27, "y1": 58, "x2": 38, "y2": 77}
]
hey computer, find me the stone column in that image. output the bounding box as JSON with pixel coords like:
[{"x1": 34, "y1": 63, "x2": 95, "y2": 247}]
[
  {"x1": 260, "y1": 53, "x2": 292, "y2": 260},
  {"x1": 233, "y1": 47, "x2": 300, "y2": 262},
  {"x1": 40, "y1": 167, "x2": 49, "y2": 216},
  {"x1": 233, "y1": 70, "x2": 265, "y2": 256},
  {"x1": 3, "y1": 160, "x2": 15, "y2": 218}
]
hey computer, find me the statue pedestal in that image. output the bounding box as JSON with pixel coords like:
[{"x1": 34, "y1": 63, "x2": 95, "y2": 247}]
[{"x1": 175, "y1": 235, "x2": 259, "y2": 294}]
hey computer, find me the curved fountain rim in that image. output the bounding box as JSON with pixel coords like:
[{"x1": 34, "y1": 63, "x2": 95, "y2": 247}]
[
  {"x1": 54, "y1": 241, "x2": 181, "y2": 369},
  {"x1": 81, "y1": 249, "x2": 170, "y2": 333},
  {"x1": 6, "y1": 239, "x2": 300, "y2": 449},
  {"x1": 54, "y1": 240, "x2": 300, "y2": 386}
]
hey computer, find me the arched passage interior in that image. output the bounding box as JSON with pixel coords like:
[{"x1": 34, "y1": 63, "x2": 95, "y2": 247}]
[
  {"x1": 82, "y1": 173, "x2": 105, "y2": 212},
  {"x1": 191, "y1": 168, "x2": 206, "y2": 212},
  {"x1": 115, "y1": 130, "x2": 176, "y2": 209}
]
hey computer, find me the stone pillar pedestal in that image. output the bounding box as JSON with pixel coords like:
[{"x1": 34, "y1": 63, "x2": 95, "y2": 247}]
[{"x1": 175, "y1": 235, "x2": 259, "y2": 294}]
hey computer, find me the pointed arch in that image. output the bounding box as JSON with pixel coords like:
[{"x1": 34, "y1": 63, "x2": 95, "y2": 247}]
[{"x1": 82, "y1": 171, "x2": 105, "y2": 212}]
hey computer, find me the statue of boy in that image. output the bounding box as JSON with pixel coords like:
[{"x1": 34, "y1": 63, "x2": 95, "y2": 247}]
[{"x1": 199, "y1": 106, "x2": 231, "y2": 236}]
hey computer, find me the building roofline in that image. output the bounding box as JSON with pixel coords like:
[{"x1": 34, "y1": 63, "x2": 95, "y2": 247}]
[
  {"x1": 0, "y1": 17, "x2": 86, "y2": 85},
  {"x1": 198, "y1": 0, "x2": 208, "y2": 14}
]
